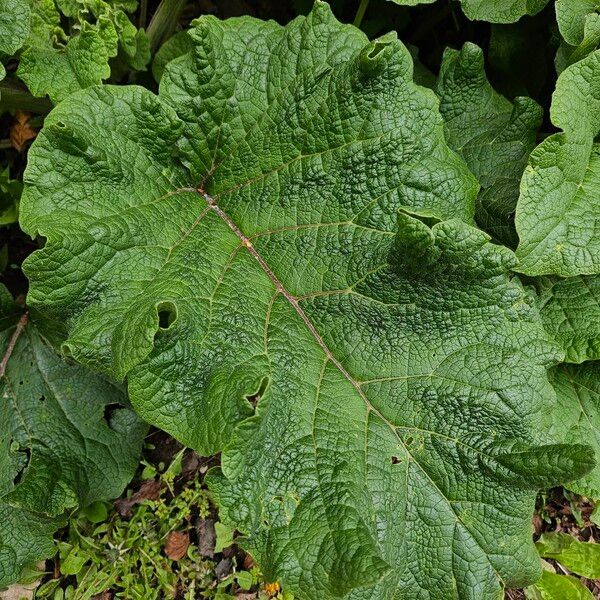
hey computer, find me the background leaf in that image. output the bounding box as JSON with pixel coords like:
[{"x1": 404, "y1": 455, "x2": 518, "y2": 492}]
[
  {"x1": 547, "y1": 363, "x2": 600, "y2": 500},
  {"x1": 151, "y1": 30, "x2": 191, "y2": 83},
  {"x1": 536, "y1": 532, "x2": 600, "y2": 578},
  {"x1": 556, "y1": 0, "x2": 600, "y2": 46},
  {"x1": 460, "y1": 0, "x2": 550, "y2": 23},
  {"x1": 525, "y1": 570, "x2": 595, "y2": 600},
  {"x1": 538, "y1": 276, "x2": 600, "y2": 363},
  {"x1": 515, "y1": 50, "x2": 600, "y2": 276},
  {"x1": 0, "y1": 286, "x2": 147, "y2": 585},
  {"x1": 0, "y1": 0, "x2": 30, "y2": 56},
  {"x1": 18, "y1": 23, "x2": 112, "y2": 103},
  {"x1": 437, "y1": 42, "x2": 542, "y2": 247}
]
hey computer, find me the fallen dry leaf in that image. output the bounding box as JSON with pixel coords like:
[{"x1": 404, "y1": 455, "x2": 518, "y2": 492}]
[
  {"x1": 165, "y1": 530, "x2": 189, "y2": 560},
  {"x1": 215, "y1": 557, "x2": 233, "y2": 580},
  {"x1": 196, "y1": 517, "x2": 216, "y2": 558},
  {"x1": 114, "y1": 479, "x2": 161, "y2": 517},
  {"x1": 10, "y1": 111, "x2": 37, "y2": 152}
]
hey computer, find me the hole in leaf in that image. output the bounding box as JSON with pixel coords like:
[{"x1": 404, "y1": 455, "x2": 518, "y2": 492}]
[
  {"x1": 405, "y1": 436, "x2": 414, "y2": 447},
  {"x1": 391, "y1": 456, "x2": 400, "y2": 465},
  {"x1": 103, "y1": 403, "x2": 121, "y2": 429},
  {"x1": 158, "y1": 311, "x2": 171, "y2": 328},
  {"x1": 156, "y1": 301, "x2": 177, "y2": 330},
  {"x1": 12, "y1": 446, "x2": 31, "y2": 486},
  {"x1": 245, "y1": 376, "x2": 270, "y2": 410}
]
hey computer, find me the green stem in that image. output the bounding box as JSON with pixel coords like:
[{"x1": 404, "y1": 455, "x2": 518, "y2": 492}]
[
  {"x1": 139, "y1": 0, "x2": 148, "y2": 29},
  {"x1": 0, "y1": 80, "x2": 52, "y2": 113},
  {"x1": 146, "y1": 0, "x2": 186, "y2": 52},
  {"x1": 353, "y1": 0, "x2": 370, "y2": 28}
]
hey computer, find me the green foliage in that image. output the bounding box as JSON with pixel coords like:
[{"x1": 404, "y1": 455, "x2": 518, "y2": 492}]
[
  {"x1": 386, "y1": 0, "x2": 550, "y2": 22},
  {"x1": 0, "y1": 0, "x2": 600, "y2": 597},
  {"x1": 536, "y1": 532, "x2": 600, "y2": 578},
  {"x1": 0, "y1": 168, "x2": 22, "y2": 226},
  {"x1": 437, "y1": 42, "x2": 542, "y2": 246},
  {"x1": 525, "y1": 570, "x2": 595, "y2": 600},
  {"x1": 459, "y1": 0, "x2": 550, "y2": 23},
  {"x1": 0, "y1": 0, "x2": 149, "y2": 104},
  {"x1": 0, "y1": 0, "x2": 30, "y2": 56},
  {"x1": 0, "y1": 285, "x2": 147, "y2": 587},
  {"x1": 34, "y1": 455, "x2": 286, "y2": 600},
  {"x1": 525, "y1": 532, "x2": 600, "y2": 599},
  {"x1": 556, "y1": 0, "x2": 600, "y2": 46},
  {"x1": 547, "y1": 364, "x2": 600, "y2": 500},
  {"x1": 515, "y1": 50, "x2": 600, "y2": 276},
  {"x1": 383, "y1": 0, "x2": 435, "y2": 6},
  {"x1": 151, "y1": 30, "x2": 191, "y2": 82},
  {"x1": 553, "y1": 0, "x2": 600, "y2": 72},
  {"x1": 18, "y1": 22, "x2": 113, "y2": 103},
  {"x1": 17, "y1": 2, "x2": 600, "y2": 598},
  {"x1": 537, "y1": 276, "x2": 600, "y2": 363}
]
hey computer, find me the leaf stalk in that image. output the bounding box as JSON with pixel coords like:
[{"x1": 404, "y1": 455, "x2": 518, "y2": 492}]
[
  {"x1": 353, "y1": 0, "x2": 371, "y2": 28},
  {"x1": 147, "y1": 0, "x2": 187, "y2": 53},
  {"x1": 0, "y1": 312, "x2": 29, "y2": 378},
  {"x1": 139, "y1": 0, "x2": 148, "y2": 29}
]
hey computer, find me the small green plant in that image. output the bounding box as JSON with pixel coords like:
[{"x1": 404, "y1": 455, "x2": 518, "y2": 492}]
[
  {"x1": 525, "y1": 532, "x2": 600, "y2": 599},
  {"x1": 34, "y1": 451, "x2": 292, "y2": 600}
]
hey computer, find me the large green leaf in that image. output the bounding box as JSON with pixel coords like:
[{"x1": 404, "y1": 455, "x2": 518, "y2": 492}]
[
  {"x1": 0, "y1": 286, "x2": 147, "y2": 586},
  {"x1": 460, "y1": 0, "x2": 550, "y2": 23},
  {"x1": 2, "y1": 0, "x2": 148, "y2": 103},
  {"x1": 19, "y1": 4, "x2": 594, "y2": 598},
  {"x1": 18, "y1": 22, "x2": 112, "y2": 104},
  {"x1": 555, "y1": 0, "x2": 600, "y2": 72},
  {"x1": 515, "y1": 50, "x2": 600, "y2": 276},
  {"x1": 384, "y1": 0, "x2": 550, "y2": 22},
  {"x1": 547, "y1": 363, "x2": 600, "y2": 499},
  {"x1": 0, "y1": 0, "x2": 30, "y2": 56},
  {"x1": 437, "y1": 42, "x2": 542, "y2": 246},
  {"x1": 556, "y1": 0, "x2": 600, "y2": 46},
  {"x1": 538, "y1": 276, "x2": 600, "y2": 363}
]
